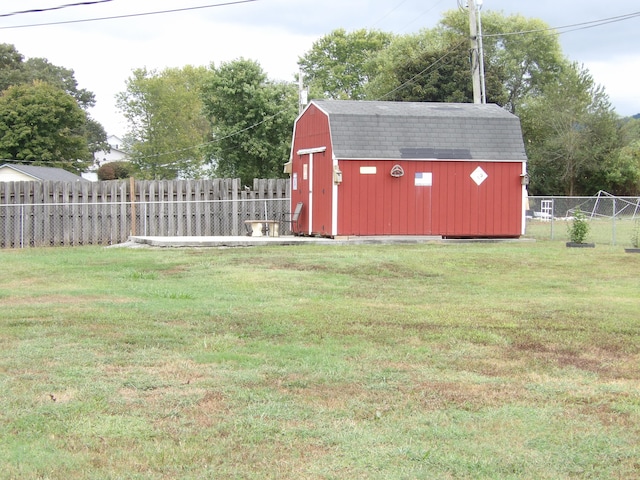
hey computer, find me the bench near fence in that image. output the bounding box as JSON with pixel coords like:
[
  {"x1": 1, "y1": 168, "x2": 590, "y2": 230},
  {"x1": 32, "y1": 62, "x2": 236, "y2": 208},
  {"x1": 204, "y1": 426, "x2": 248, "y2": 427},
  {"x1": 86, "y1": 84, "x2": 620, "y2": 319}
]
[
  {"x1": 244, "y1": 219, "x2": 280, "y2": 237},
  {"x1": 244, "y1": 202, "x2": 303, "y2": 237}
]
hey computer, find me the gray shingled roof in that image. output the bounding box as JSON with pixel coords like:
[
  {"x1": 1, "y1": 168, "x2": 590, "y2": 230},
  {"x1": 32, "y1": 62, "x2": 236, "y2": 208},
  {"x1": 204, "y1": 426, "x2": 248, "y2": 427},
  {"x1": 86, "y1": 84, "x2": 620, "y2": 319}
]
[
  {"x1": 312, "y1": 100, "x2": 527, "y2": 161},
  {"x1": 0, "y1": 163, "x2": 86, "y2": 182}
]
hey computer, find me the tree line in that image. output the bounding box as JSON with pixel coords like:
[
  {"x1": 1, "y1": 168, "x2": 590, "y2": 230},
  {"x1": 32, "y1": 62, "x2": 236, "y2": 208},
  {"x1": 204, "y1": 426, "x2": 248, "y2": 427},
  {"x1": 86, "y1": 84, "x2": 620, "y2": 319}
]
[{"x1": 1, "y1": 8, "x2": 639, "y2": 195}]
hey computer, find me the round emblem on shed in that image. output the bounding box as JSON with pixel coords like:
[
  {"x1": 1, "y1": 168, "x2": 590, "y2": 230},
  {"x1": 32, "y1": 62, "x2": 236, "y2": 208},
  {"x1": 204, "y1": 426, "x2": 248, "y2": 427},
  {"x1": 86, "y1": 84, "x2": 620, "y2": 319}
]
[{"x1": 390, "y1": 165, "x2": 404, "y2": 177}]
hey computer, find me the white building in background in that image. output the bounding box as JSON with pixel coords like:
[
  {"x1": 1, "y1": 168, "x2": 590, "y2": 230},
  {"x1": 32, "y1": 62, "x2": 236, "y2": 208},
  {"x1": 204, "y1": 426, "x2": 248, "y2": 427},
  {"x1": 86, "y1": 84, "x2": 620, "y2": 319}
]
[
  {"x1": 82, "y1": 135, "x2": 129, "y2": 181},
  {"x1": 97, "y1": 135, "x2": 128, "y2": 164}
]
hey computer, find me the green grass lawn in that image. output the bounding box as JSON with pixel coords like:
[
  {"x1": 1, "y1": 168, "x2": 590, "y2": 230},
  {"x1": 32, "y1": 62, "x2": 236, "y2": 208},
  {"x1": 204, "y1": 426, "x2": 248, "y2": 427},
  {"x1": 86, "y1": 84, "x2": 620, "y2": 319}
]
[{"x1": 1, "y1": 241, "x2": 638, "y2": 479}]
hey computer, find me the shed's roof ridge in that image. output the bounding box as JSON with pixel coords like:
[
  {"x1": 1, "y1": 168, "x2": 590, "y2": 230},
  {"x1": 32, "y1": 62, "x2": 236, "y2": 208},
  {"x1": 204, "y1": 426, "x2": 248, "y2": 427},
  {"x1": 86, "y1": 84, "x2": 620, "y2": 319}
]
[{"x1": 311, "y1": 99, "x2": 514, "y2": 119}]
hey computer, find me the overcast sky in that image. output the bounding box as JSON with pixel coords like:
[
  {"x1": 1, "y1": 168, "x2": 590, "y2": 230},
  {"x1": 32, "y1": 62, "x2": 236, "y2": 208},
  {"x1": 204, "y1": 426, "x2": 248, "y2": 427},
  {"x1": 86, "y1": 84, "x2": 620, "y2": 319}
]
[{"x1": 1, "y1": 0, "x2": 638, "y2": 137}]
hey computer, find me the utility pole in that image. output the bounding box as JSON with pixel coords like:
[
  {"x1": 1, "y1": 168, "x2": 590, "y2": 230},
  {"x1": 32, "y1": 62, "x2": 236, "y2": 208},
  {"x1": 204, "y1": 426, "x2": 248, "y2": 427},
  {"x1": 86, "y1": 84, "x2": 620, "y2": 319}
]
[
  {"x1": 477, "y1": 0, "x2": 486, "y2": 103},
  {"x1": 467, "y1": 0, "x2": 482, "y2": 104}
]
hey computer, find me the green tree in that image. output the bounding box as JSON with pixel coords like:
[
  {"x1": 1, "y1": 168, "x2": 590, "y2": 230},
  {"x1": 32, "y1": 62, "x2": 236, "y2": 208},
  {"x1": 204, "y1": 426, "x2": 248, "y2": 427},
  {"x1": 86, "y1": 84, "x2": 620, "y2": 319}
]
[
  {"x1": 437, "y1": 10, "x2": 564, "y2": 114},
  {"x1": 299, "y1": 28, "x2": 394, "y2": 100},
  {"x1": 0, "y1": 44, "x2": 26, "y2": 92},
  {"x1": 605, "y1": 140, "x2": 640, "y2": 195},
  {"x1": 84, "y1": 117, "x2": 109, "y2": 157},
  {"x1": 0, "y1": 43, "x2": 107, "y2": 170},
  {"x1": 201, "y1": 58, "x2": 298, "y2": 185},
  {"x1": 0, "y1": 81, "x2": 92, "y2": 173},
  {"x1": 619, "y1": 117, "x2": 640, "y2": 146},
  {"x1": 116, "y1": 66, "x2": 211, "y2": 179},
  {"x1": 365, "y1": 29, "x2": 505, "y2": 104},
  {"x1": 0, "y1": 44, "x2": 96, "y2": 108},
  {"x1": 520, "y1": 62, "x2": 619, "y2": 195},
  {"x1": 22, "y1": 57, "x2": 96, "y2": 109}
]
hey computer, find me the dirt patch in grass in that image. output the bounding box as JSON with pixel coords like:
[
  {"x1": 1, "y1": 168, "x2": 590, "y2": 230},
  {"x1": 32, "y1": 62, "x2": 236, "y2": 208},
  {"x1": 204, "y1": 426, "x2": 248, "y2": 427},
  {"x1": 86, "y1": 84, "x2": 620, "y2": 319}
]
[
  {"x1": 230, "y1": 256, "x2": 441, "y2": 281},
  {"x1": 177, "y1": 390, "x2": 231, "y2": 428},
  {"x1": 555, "y1": 353, "x2": 609, "y2": 373},
  {"x1": 159, "y1": 264, "x2": 191, "y2": 276},
  {"x1": 412, "y1": 380, "x2": 533, "y2": 411},
  {"x1": 578, "y1": 401, "x2": 639, "y2": 429},
  {"x1": 510, "y1": 342, "x2": 640, "y2": 380},
  {"x1": 276, "y1": 375, "x2": 366, "y2": 411},
  {"x1": 274, "y1": 371, "x2": 536, "y2": 417}
]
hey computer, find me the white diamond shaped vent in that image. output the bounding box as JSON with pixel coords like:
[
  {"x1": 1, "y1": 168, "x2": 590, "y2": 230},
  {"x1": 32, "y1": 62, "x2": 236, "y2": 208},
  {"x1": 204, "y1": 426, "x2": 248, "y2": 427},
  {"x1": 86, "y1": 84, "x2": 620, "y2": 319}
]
[{"x1": 470, "y1": 166, "x2": 488, "y2": 186}]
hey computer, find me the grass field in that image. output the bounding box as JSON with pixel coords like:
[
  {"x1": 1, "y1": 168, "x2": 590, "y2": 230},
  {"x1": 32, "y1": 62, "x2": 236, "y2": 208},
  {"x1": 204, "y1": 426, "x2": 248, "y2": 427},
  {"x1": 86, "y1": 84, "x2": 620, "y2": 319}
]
[{"x1": 1, "y1": 241, "x2": 639, "y2": 479}]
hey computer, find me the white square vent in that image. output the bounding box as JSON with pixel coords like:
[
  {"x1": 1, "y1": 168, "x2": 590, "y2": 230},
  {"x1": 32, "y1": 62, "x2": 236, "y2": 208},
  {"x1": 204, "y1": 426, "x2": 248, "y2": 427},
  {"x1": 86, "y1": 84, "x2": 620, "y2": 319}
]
[{"x1": 470, "y1": 166, "x2": 488, "y2": 186}]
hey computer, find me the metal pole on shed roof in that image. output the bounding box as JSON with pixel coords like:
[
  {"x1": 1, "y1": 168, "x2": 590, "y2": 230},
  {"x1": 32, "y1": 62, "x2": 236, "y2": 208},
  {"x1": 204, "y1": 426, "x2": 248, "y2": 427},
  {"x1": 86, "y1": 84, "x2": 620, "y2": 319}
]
[{"x1": 298, "y1": 68, "x2": 308, "y2": 114}]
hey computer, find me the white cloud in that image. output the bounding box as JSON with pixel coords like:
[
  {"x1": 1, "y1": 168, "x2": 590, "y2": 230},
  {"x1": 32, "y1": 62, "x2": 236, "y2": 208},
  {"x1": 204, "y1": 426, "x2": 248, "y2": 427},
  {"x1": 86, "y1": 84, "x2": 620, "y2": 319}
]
[{"x1": 585, "y1": 55, "x2": 640, "y2": 117}]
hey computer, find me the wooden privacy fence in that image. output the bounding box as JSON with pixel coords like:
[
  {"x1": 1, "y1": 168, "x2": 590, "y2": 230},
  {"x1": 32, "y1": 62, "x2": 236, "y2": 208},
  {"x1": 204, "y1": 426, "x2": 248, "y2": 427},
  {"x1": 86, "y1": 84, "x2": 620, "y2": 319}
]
[{"x1": 0, "y1": 178, "x2": 290, "y2": 248}]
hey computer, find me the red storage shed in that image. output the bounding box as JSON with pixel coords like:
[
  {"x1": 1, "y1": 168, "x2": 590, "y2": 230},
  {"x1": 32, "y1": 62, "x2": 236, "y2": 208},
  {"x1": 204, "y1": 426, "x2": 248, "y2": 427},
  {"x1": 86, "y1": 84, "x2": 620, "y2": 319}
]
[{"x1": 287, "y1": 100, "x2": 528, "y2": 238}]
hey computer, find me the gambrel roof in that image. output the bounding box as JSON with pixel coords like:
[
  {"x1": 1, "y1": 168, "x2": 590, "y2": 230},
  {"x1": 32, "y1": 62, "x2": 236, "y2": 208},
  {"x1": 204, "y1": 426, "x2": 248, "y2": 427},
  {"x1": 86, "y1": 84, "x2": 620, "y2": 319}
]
[{"x1": 311, "y1": 100, "x2": 527, "y2": 162}]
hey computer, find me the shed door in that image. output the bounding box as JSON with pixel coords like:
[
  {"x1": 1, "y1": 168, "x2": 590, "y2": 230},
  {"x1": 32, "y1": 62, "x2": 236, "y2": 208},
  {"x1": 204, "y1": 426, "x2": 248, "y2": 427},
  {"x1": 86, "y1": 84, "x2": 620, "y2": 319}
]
[{"x1": 296, "y1": 147, "x2": 329, "y2": 235}]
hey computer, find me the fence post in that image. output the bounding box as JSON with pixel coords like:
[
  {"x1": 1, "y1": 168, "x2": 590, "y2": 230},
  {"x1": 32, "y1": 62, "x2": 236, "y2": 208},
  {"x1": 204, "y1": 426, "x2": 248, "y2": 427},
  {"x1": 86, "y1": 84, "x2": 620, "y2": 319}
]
[
  {"x1": 612, "y1": 197, "x2": 616, "y2": 246},
  {"x1": 130, "y1": 177, "x2": 136, "y2": 236},
  {"x1": 20, "y1": 204, "x2": 24, "y2": 249},
  {"x1": 550, "y1": 199, "x2": 555, "y2": 240},
  {"x1": 231, "y1": 179, "x2": 239, "y2": 236}
]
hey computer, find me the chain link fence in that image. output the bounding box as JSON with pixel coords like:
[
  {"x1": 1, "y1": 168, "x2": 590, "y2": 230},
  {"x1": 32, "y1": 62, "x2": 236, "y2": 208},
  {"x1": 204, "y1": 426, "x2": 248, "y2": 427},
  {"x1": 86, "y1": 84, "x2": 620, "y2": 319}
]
[
  {"x1": 1, "y1": 198, "x2": 291, "y2": 248},
  {"x1": 525, "y1": 194, "x2": 640, "y2": 246}
]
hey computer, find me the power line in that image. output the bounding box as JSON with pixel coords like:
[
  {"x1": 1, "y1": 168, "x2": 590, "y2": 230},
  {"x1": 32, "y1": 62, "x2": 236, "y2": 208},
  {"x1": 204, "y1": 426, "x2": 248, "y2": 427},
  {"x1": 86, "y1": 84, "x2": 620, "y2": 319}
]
[
  {"x1": 483, "y1": 11, "x2": 640, "y2": 38},
  {"x1": 369, "y1": 0, "x2": 410, "y2": 29},
  {"x1": 0, "y1": 1, "x2": 114, "y2": 18},
  {"x1": 398, "y1": 0, "x2": 449, "y2": 34},
  {"x1": 0, "y1": 0, "x2": 260, "y2": 30}
]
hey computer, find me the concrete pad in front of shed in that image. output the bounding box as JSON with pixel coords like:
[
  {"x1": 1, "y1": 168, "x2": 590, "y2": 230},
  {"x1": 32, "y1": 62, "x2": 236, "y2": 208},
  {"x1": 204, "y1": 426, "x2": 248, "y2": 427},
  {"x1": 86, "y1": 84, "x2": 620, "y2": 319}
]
[
  {"x1": 121, "y1": 235, "x2": 531, "y2": 248},
  {"x1": 127, "y1": 235, "x2": 337, "y2": 248},
  {"x1": 125, "y1": 235, "x2": 443, "y2": 248}
]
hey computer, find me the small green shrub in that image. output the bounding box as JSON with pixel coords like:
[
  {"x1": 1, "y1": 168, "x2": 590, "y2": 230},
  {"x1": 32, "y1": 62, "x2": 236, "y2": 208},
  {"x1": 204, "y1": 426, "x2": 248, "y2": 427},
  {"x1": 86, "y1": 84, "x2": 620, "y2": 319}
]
[{"x1": 568, "y1": 209, "x2": 590, "y2": 244}]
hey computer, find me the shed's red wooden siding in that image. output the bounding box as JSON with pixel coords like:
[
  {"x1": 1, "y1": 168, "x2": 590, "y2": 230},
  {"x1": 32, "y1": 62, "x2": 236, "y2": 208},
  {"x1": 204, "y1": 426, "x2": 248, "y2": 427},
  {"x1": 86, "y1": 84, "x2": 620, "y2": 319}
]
[
  {"x1": 336, "y1": 160, "x2": 522, "y2": 237},
  {"x1": 337, "y1": 160, "x2": 432, "y2": 235},
  {"x1": 429, "y1": 160, "x2": 523, "y2": 237}
]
